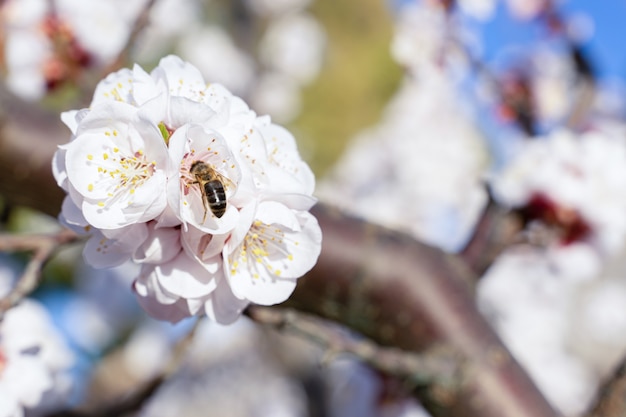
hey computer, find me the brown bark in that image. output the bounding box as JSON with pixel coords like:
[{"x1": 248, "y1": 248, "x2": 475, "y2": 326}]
[{"x1": 286, "y1": 204, "x2": 559, "y2": 417}]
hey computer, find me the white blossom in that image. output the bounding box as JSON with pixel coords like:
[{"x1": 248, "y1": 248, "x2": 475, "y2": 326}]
[
  {"x1": 55, "y1": 55, "x2": 321, "y2": 324},
  {"x1": 478, "y1": 247, "x2": 599, "y2": 416},
  {"x1": 390, "y1": 2, "x2": 449, "y2": 74},
  {"x1": 223, "y1": 201, "x2": 321, "y2": 306},
  {"x1": 0, "y1": 267, "x2": 74, "y2": 417},
  {"x1": 178, "y1": 27, "x2": 256, "y2": 97},
  {"x1": 258, "y1": 12, "x2": 326, "y2": 86},
  {"x1": 457, "y1": 0, "x2": 497, "y2": 21},
  {"x1": 0, "y1": 0, "x2": 144, "y2": 99},
  {"x1": 321, "y1": 71, "x2": 488, "y2": 252},
  {"x1": 249, "y1": 72, "x2": 302, "y2": 124},
  {"x1": 491, "y1": 127, "x2": 626, "y2": 254}
]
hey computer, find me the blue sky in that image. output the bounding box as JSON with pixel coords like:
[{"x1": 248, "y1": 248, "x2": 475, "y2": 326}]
[{"x1": 477, "y1": 0, "x2": 626, "y2": 81}]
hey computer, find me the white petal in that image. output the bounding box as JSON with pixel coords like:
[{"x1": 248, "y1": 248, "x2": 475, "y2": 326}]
[
  {"x1": 155, "y1": 251, "x2": 220, "y2": 298},
  {"x1": 84, "y1": 224, "x2": 148, "y2": 268},
  {"x1": 133, "y1": 224, "x2": 181, "y2": 264},
  {"x1": 204, "y1": 277, "x2": 249, "y2": 324},
  {"x1": 258, "y1": 123, "x2": 315, "y2": 196},
  {"x1": 133, "y1": 274, "x2": 193, "y2": 323},
  {"x1": 181, "y1": 225, "x2": 228, "y2": 265},
  {"x1": 91, "y1": 68, "x2": 135, "y2": 106}
]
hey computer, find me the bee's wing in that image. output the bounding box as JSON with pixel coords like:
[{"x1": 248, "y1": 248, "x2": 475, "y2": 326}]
[{"x1": 215, "y1": 171, "x2": 237, "y2": 192}]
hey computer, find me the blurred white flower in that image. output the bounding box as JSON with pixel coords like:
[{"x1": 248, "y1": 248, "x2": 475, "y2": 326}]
[
  {"x1": 569, "y1": 275, "x2": 626, "y2": 377},
  {"x1": 138, "y1": 318, "x2": 309, "y2": 417},
  {"x1": 178, "y1": 26, "x2": 256, "y2": 97},
  {"x1": 491, "y1": 127, "x2": 626, "y2": 254},
  {"x1": 1, "y1": 0, "x2": 144, "y2": 99},
  {"x1": 321, "y1": 71, "x2": 488, "y2": 252},
  {"x1": 505, "y1": 0, "x2": 547, "y2": 20},
  {"x1": 249, "y1": 72, "x2": 302, "y2": 124},
  {"x1": 259, "y1": 12, "x2": 326, "y2": 85},
  {"x1": 134, "y1": 0, "x2": 201, "y2": 62},
  {"x1": 457, "y1": 0, "x2": 497, "y2": 21},
  {"x1": 0, "y1": 268, "x2": 74, "y2": 417},
  {"x1": 391, "y1": 2, "x2": 448, "y2": 73},
  {"x1": 478, "y1": 248, "x2": 599, "y2": 416},
  {"x1": 530, "y1": 49, "x2": 577, "y2": 126}
]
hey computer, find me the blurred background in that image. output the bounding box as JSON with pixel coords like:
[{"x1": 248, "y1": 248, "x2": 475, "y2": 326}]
[{"x1": 2, "y1": 0, "x2": 626, "y2": 416}]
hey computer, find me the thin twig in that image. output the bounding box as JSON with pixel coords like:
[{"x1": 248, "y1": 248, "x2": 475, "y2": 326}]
[
  {"x1": 0, "y1": 229, "x2": 78, "y2": 318},
  {"x1": 248, "y1": 305, "x2": 461, "y2": 388}
]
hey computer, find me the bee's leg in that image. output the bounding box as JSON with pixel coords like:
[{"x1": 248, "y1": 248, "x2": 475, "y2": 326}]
[{"x1": 200, "y1": 188, "x2": 209, "y2": 224}]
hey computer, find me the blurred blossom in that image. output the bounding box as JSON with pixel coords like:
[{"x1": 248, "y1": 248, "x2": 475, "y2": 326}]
[
  {"x1": 138, "y1": 318, "x2": 308, "y2": 417},
  {"x1": 478, "y1": 248, "x2": 599, "y2": 416},
  {"x1": 134, "y1": 0, "x2": 201, "y2": 62},
  {"x1": 0, "y1": 261, "x2": 74, "y2": 416},
  {"x1": 504, "y1": 0, "x2": 548, "y2": 20},
  {"x1": 391, "y1": 2, "x2": 449, "y2": 73},
  {"x1": 568, "y1": 259, "x2": 626, "y2": 378},
  {"x1": 178, "y1": 26, "x2": 256, "y2": 96},
  {"x1": 259, "y1": 12, "x2": 326, "y2": 86},
  {"x1": 530, "y1": 48, "x2": 576, "y2": 126},
  {"x1": 0, "y1": 0, "x2": 145, "y2": 99},
  {"x1": 320, "y1": 71, "x2": 488, "y2": 252},
  {"x1": 490, "y1": 127, "x2": 626, "y2": 254},
  {"x1": 457, "y1": 0, "x2": 497, "y2": 21},
  {"x1": 249, "y1": 72, "x2": 302, "y2": 124}
]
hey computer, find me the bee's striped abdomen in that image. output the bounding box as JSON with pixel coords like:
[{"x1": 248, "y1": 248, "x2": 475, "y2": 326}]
[{"x1": 204, "y1": 179, "x2": 227, "y2": 218}]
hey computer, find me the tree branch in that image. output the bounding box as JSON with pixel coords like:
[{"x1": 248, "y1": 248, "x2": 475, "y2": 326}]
[
  {"x1": 248, "y1": 305, "x2": 460, "y2": 389},
  {"x1": 0, "y1": 229, "x2": 79, "y2": 318},
  {"x1": 458, "y1": 191, "x2": 523, "y2": 277},
  {"x1": 286, "y1": 203, "x2": 559, "y2": 417}
]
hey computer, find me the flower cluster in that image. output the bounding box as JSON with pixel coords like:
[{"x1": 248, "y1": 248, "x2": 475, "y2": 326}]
[
  {"x1": 53, "y1": 55, "x2": 322, "y2": 324},
  {"x1": 0, "y1": 265, "x2": 74, "y2": 417}
]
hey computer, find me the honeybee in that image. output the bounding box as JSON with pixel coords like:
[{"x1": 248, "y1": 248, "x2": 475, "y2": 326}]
[{"x1": 190, "y1": 161, "x2": 229, "y2": 222}]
